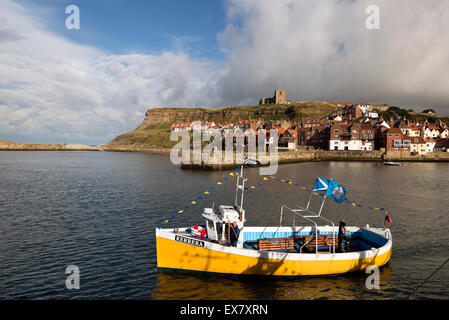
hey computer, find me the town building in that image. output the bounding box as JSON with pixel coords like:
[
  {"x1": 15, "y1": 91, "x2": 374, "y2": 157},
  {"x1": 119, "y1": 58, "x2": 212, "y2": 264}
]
[
  {"x1": 301, "y1": 118, "x2": 321, "y2": 128},
  {"x1": 299, "y1": 126, "x2": 330, "y2": 150},
  {"x1": 422, "y1": 109, "x2": 437, "y2": 117},
  {"x1": 434, "y1": 138, "x2": 449, "y2": 152},
  {"x1": 425, "y1": 138, "x2": 437, "y2": 153},
  {"x1": 386, "y1": 128, "x2": 411, "y2": 152},
  {"x1": 328, "y1": 102, "x2": 353, "y2": 108},
  {"x1": 410, "y1": 136, "x2": 427, "y2": 155},
  {"x1": 329, "y1": 122, "x2": 375, "y2": 151},
  {"x1": 342, "y1": 105, "x2": 363, "y2": 120},
  {"x1": 278, "y1": 129, "x2": 298, "y2": 150},
  {"x1": 171, "y1": 122, "x2": 193, "y2": 132}
]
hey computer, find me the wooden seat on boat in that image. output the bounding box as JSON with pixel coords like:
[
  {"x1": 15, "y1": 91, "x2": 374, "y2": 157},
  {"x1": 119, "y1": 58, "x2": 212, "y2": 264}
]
[
  {"x1": 303, "y1": 234, "x2": 337, "y2": 251},
  {"x1": 258, "y1": 237, "x2": 294, "y2": 252}
]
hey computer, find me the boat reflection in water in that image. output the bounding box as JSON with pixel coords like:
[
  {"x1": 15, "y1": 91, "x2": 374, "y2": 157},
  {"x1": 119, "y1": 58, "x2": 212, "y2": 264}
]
[{"x1": 152, "y1": 264, "x2": 395, "y2": 300}]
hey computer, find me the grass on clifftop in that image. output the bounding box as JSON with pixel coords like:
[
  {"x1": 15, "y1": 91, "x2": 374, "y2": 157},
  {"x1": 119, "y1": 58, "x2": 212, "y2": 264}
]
[
  {"x1": 149, "y1": 101, "x2": 336, "y2": 120},
  {"x1": 110, "y1": 126, "x2": 176, "y2": 148},
  {"x1": 108, "y1": 102, "x2": 337, "y2": 148}
]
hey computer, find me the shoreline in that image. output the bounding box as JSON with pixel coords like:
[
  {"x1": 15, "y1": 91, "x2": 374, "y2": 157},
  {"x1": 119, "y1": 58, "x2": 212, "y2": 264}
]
[
  {"x1": 179, "y1": 150, "x2": 449, "y2": 170},
  {"x1": 0, "y1": 142, "x2": 172, "y2": 154},
  {"x1": 2, "y1": 144, "x2": 449, "y2": 169}
]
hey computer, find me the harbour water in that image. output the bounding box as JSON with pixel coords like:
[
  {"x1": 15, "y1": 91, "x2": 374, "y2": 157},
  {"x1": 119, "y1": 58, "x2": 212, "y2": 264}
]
[{"x1": 0, "y1": 151, "x2": 448, "y2": 299}]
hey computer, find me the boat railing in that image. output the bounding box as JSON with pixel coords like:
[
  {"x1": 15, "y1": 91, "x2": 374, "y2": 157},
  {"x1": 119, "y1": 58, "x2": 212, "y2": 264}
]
[
  {"x1": 299, "y1": 214, "x2": 336, "y2": 255},
  {"x1": 277, "y1": 203, "x2": 337, "y2": 255}
]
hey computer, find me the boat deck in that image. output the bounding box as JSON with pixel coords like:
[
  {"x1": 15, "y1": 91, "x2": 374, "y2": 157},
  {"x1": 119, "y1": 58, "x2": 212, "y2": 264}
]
[{"x1": 174, "y1": 225, "x2": 389, "y2": 254}]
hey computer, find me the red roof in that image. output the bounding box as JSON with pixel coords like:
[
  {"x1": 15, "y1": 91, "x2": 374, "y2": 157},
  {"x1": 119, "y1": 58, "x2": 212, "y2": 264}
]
[
  {"x1": 387, "y1": 128, "x2": 403, "y2": 135},
  {"x1": 411, "y1": 136, "x2": 426, "y2": 144},
  {"x1": 276, "y1": 128, "x2": 286, "y2": 135}
]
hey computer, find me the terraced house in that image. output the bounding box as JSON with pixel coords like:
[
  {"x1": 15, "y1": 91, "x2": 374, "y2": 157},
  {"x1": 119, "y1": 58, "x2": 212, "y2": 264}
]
[
  {"x1": 386, "y1": 128, "x2": 409, "y2": 152},
  {"x1": 330, "y1": 122, "x2": 375, "y2": 151}
]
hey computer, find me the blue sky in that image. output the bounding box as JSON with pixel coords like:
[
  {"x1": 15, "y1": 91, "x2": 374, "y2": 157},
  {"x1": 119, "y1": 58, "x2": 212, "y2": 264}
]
[
  {"x1": 16, "y1": 0, "x2": 227, "y2": 59},
  {"x1": 1, "y1": 0, "x2": 449, "y2": 145}
]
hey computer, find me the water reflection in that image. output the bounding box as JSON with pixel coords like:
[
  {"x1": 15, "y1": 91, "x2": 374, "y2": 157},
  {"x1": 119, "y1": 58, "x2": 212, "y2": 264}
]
[
  {"x1": 1, "y1": 152, "x2": 447, "y2": 299},
  {"x1": 152, "y1": 264, "x2": 395, "y2": 300}
]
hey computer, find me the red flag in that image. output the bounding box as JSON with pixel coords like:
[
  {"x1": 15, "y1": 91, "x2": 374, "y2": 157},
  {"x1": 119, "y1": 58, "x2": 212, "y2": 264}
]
[{"x1": 384, "y1": 211, "x2": 392, "y2": 227}]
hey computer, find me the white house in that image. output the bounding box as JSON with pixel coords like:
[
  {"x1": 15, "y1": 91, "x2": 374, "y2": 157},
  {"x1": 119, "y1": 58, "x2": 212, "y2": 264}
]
[
  {"x1": 329, "y1": 123, "x2": 375, "y2": 151},
  {"x1": 330, "y1": 139, "x2": 375, "y2": 151},
  {"x1": 425, "y1": 138, "x2": 436, "y2": 153},
  {"x1": 410, "y1": 137, "x2": 427, "y2": 155},
  {"x1": 191, "y1": 120, "x2": 203, "y2": 132},
  {"x1": 423, "y1": 127, "x2": 440, "y2": 139},
  {"x1": 439, "y1": 128, "x2": 449, "y2": 139},
  {"x1": 171, "y1": 122, "x2": 192, "y2": 132},
  {"x1": 365, "y1": 111, "x2": 379, "y2": 119},
  {"x1": 380, "y1": 121, "x2": 391, "y2": 129},
  {"x1": 409, "y1": 127, "x2": 421, "y2": 137}
]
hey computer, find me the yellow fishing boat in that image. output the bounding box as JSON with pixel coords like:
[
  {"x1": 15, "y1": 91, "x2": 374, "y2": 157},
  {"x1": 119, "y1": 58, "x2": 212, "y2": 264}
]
[{"x1": 156, "y1": 163, "x2": 392, "y2": 276}]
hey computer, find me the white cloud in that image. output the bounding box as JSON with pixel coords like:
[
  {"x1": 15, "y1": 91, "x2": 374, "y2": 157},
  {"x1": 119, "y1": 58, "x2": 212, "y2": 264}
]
[
  {"x1": 1, "y1": 0, "x2": 449, "y2": 144},
  {"x1": 0, "y1": 0, "x2": 219, "y2": 144}
]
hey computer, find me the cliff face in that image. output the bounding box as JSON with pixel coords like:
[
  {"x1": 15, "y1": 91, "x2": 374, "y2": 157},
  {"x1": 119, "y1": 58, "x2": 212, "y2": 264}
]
[
  {"x1": 109, "y1": 102, "x2": 337, "y2": 147},
  {"x1": 136, "y1": 102, "x2": 337, "y2": 130}
]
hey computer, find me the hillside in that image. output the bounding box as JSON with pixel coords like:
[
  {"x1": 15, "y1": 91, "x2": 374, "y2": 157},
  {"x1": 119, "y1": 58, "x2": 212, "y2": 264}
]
[
  {"x1": 107, "y1": 102, "x2": 337, "y2": 148},
  {"x1": 375, "y1": 106, "x2": 449, "y2": 124}
]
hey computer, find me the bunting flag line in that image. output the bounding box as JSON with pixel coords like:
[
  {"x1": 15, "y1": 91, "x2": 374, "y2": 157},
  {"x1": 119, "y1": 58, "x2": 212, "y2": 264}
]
[
  {"x1": 260, "y1": 175, "x2": 387, "y2": 214},
  {"x1": 158, "y1": 168, "x2": 390, "y2": 229},
  {"x1": 158, "y1": 170, "x2": 244, "y2": 228}
]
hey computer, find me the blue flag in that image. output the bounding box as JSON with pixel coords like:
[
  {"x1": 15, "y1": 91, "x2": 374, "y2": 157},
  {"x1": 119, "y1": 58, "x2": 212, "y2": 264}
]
[
  {"x1": 313, "y1": 178, "x2": 329, "y2": 192},
  {"x1": 325, "y1": 180, "x2": 347, "y2": 203}
]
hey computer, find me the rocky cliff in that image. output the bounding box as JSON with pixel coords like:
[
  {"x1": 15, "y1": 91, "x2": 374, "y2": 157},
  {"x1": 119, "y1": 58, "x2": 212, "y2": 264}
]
[
  {"x1": 136, "y1": 102, "x2": 337, "y2": 130},
  {"x1": 108, "y1": 102, "x2": 338, "y2": 148}
]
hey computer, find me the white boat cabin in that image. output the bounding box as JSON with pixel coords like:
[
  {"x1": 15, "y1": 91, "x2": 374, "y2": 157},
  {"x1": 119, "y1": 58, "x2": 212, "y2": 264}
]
[{"x1": 202, "y1": 205, "x2": 245, "y2": 244}]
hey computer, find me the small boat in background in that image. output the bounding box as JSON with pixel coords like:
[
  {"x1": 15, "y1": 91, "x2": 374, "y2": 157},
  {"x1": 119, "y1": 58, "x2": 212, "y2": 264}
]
[
  {"x1": 244, "y1": 158, "x2": 260, "y2": 167},
  {"x1": 384, "y1": 155, "x2": 401, "y2": 166},
  {"x1": 384, "y1": 162, "x2": 401, "y2": 167}
]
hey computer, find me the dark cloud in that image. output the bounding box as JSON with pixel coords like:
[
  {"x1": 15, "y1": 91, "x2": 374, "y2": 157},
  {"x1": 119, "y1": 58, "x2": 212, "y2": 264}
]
[{"x1": 217, "y1": 0, "x2": 449, "y2": 115}]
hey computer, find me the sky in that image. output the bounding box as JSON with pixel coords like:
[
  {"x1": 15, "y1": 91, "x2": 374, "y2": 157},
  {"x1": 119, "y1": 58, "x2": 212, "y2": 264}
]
[{"x1": 1, "y1": 0, "x2": 449, "y2": 145}]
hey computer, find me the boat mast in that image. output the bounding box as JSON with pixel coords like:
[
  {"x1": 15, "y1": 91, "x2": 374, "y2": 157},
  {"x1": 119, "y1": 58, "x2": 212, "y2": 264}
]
[{"x1": 234, "y1": 163, "x2": 247, "y2": 211}]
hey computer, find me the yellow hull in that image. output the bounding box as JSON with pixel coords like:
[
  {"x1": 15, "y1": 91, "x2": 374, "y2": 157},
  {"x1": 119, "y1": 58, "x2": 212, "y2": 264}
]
[{"x1": 156, "y1": 232, "x2": 392, "y2": 276}]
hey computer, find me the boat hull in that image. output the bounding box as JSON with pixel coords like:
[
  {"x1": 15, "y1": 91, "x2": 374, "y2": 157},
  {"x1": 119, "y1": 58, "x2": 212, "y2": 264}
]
[{"x1": 156, "y1": 227, "x2": 392, "y2": 276}]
